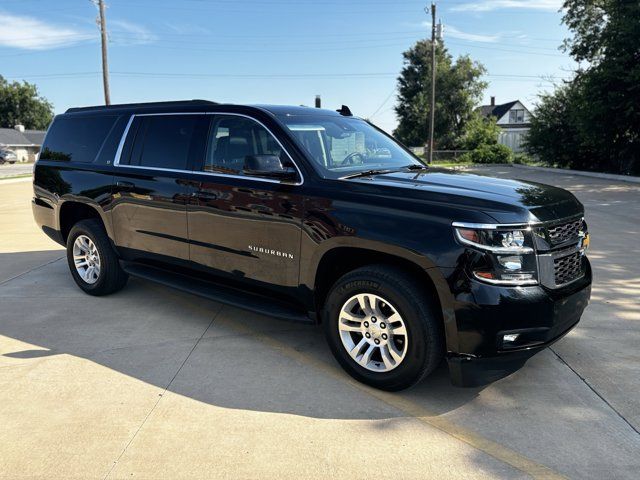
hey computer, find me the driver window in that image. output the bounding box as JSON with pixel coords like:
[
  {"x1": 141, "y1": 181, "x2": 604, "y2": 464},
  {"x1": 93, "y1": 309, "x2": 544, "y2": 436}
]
[{"x1": 203, "y1": 115, "x2": 289, "y2": 176}]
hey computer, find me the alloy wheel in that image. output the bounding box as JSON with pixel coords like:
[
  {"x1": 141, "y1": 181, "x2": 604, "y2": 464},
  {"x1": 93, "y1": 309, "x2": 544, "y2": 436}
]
[
  {"x1": 72, "y1": 235, "x2": 101, "y2": 285},
  {"x1": 337, "y1": 293, "x2": 408, "y2": 372}
]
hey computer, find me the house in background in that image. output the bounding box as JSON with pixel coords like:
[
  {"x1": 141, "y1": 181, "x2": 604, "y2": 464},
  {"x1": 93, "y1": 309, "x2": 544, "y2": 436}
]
[
  {"x1": 477, "y1": 97, "x2": 534, "y2": 152},
  {"x1": 0, "y1": 125, "x2": 46, "y2": 162}
]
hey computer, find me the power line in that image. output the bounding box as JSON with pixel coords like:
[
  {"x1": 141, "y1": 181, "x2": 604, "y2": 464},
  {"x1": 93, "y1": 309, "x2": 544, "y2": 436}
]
[
  {"x1": 3, "y1": 71, "x2": 570, "y2": 81},
  {"x1": 369, "y1": 88, "x2": 397, "y2": 119}
]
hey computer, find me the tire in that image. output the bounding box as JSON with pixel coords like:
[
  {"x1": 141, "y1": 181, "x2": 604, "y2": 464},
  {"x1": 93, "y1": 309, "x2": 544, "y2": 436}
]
[
  {"x1": 66, "y1": 218, "x2": 128, "y2": 296},
  {"x1": 323, "y1": 265, "x2": 444, "y2": 391}
]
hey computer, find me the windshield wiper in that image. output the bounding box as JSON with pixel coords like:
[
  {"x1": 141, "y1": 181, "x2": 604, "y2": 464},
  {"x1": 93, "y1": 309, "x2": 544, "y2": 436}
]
[{"x1": 340, "y1": 169, "x2": 397, "y2": 179}]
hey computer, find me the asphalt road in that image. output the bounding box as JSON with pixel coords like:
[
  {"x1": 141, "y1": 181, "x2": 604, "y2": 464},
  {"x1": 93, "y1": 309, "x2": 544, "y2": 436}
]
[
  {"x1": 0, "y1": 162, "x2": 33, "y2": 178},
  {"x1": 0, "y1": 169, "x2": 638, "y2": 480}
]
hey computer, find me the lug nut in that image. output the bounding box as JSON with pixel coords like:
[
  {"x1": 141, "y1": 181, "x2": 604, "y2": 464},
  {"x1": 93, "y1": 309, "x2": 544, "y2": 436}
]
[
  {"x1": 380, "y1": 322, "x2": 386, "y2": 329},
  {"x1": 374, "y1": 339, "x2": 380, "y2": 345},
  {"x1": 382, "y1": 334, "x2": 388, "y2": 340},
  {"x1": 371, "y1": 317, "x2": 377, "y2": 323},
  {"x1": 365, "y1": 333, "x2": 371, "y2": 338},
  {"x1": 364, "y1": 321, "x2": 369, "y2": 328}
]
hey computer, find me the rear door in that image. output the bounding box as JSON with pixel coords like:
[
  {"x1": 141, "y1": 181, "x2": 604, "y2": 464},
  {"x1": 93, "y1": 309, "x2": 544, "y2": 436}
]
[{"x1": 111, "y1": 113, "x2": 207, "y2": 263}]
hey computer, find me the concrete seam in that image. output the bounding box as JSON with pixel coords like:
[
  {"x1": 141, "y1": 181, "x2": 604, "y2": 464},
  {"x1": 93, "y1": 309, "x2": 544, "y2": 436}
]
[
  {"x1": 102, "y1": 303, "x2": 223, "y2": 480},
  {"x1": 550, "y1": 347, "x2": 639, "y2": 436},
  {"x1": 0, "y1": 256, "x2": 64, "y2": 287}
]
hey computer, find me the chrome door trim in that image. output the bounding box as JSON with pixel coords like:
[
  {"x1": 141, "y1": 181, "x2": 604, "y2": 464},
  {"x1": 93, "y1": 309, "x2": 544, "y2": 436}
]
[{"x1": 112, "y1": 111, "x2": 304, "y2": 186}]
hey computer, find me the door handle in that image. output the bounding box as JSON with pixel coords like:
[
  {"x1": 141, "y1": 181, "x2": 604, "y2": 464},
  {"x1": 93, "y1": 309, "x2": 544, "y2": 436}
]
[
  {"x1": 116, "y1": 181, "x2": 135, "y2": 190},
  {"x1": 193, "y1": 191, "x2": 217, "y2": 200}
]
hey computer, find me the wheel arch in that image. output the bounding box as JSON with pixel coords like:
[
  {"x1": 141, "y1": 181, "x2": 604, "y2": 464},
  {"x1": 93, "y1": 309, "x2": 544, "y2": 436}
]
[
  {"x1": 58, "y1": 200, "x2": 111, "y2": 244},
  {"x1": 308, "y1": 241, "x2": 457, "y2": 350}
]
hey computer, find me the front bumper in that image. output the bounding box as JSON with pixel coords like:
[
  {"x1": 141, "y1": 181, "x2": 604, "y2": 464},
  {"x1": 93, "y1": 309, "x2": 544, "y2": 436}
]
[{"x1": 445, "y1": 260, "x2": 591, "y2": 387}]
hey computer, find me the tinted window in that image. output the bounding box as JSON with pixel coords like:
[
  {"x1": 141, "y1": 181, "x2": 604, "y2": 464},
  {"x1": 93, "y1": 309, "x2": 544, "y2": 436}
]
[
  {"x1": 203, "y1": 115, "x2": 290, "y2": 176},
  {"x1": 128, "y1": 115, "x2": 198, "y2": 170},
  {"x1": 279, "y1": 115, "x2": 419, "y2": 179},
  {"x1": 40, "y1": 115, "x2": 118, "y2": 162}
]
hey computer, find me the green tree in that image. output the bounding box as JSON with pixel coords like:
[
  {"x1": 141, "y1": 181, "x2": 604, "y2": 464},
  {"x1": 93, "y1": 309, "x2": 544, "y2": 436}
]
[
  {"x1": 459, "y1": 112, "x2": 513, "y2": 164},
  {"x1": 0, "y1": 75, "x2": 54, "y2": 130},
  {"x1": 393, "y1": 40, "x2": 487, "y2": 149},
  {"x1": 527, "y1": 1, "x2": 640, "y2": 174},
  {"x1": 459, "y1": 112, "x2": 501, "y2": 150},
  {"x1": 526, "y1": 83, "x2": 583, "y2": 168}
]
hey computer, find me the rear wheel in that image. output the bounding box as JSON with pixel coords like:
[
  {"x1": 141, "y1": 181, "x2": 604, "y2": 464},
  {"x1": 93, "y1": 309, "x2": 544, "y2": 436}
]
[
  {"x1": 66, "y1": 218, "x2": 128, "y2": 295},
  {"x1": 323, "y1": 265, "x2": 443, "y2": 391}
]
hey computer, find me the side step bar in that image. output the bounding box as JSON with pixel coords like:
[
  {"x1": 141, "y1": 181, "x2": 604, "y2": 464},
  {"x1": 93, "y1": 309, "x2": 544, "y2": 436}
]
[{"x1": 122, "y1": 263, "x2": 313, "y2": 324}]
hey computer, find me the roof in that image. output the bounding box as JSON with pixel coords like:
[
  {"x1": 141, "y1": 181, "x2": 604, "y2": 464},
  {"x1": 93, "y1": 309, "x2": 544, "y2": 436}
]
[
  {"x1": 0, "y1": 128, "x2": 45, "y2": 146},
  {"x1": 65, "y1": 99, "x2": 218, "y2": 113},
  {"x1": 64, "y1": 99, "x2": 345, "y2": 118},
  {"x1": 477, "y1": 100, "x2": 519, "y2": 121},
  {"x1": 23, "y1": 129, "x2": 46, "y2": 145},
  {"x1": 252, "y1": 105, "x2": 343, "y2": 117}
]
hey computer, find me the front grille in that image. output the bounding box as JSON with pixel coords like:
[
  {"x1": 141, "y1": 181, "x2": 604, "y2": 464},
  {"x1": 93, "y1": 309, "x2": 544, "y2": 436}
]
[
  {"x1": 554, "y1": 251, "x2": 583, "y2": 286},
  {"x1": 548, "y1": 218, "x2": 583, "y2": 245}
]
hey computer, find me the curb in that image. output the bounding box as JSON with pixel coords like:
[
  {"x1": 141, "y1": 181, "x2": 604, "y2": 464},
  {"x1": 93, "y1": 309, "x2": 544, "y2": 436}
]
[
  {"x1": 510, "y1": 164, "x2": 640, "y2": 185},
  {"x1": 0, "y1": 176, "x2": 32, "y2": 184}
]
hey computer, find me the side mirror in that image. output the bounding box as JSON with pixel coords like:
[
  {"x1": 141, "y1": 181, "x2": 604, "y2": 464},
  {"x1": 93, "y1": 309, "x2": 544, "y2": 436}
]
[{"x1": 243, "y1": 155, "x2": 298, "y2": 182}]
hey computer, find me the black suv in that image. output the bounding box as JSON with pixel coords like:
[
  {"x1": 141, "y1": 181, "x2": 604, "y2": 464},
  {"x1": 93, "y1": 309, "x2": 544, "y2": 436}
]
[{"x1": 32, "y1": 100, "x2": 591, "y2": 390}]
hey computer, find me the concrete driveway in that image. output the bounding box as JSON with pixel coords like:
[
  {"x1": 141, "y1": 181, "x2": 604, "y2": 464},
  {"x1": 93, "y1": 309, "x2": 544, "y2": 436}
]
[{"x1": 0, "y1": 170, "x2": 638, "y2": 480}]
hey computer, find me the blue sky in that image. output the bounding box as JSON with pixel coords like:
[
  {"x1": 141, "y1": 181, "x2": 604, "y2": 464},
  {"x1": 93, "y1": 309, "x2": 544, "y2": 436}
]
[{"x1": 0, "y1": 0, "x2": 575, "y2": 133}]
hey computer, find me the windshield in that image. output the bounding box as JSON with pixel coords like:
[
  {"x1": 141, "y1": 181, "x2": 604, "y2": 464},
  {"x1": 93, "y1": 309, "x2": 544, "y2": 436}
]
[{"x1": 278, "y1": 114, "x2": 423, "y2": 179}]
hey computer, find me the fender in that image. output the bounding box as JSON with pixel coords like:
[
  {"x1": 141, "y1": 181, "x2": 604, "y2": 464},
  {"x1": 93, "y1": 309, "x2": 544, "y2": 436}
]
[
  {"x1": 57, "y1": 194, "x2": 114, "y2": 243},
  {"x1": 303, "y1": 236, "x2": 459, "y2": 352}
]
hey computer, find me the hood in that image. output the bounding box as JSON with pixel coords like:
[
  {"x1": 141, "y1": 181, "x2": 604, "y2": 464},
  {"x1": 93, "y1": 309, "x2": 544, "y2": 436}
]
[{"x1": 345, "y1": 169, "x2": 583, "y2": 224}]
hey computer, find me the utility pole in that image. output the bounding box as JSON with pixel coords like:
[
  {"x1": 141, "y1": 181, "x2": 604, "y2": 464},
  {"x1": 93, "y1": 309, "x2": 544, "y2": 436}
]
[
  {"x1": 96, "y1": 0, "x2": 111, "y2": 105},
  {"x1": 427, "y1": 2, "x2": 436, "y2": 164}
]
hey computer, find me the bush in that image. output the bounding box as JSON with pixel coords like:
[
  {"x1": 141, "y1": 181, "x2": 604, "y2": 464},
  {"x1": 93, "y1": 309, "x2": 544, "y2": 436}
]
[
  {"x1": 461, "y1": 143, "x2": 513, "y2": 164},
  {"x1": 512, "y1": 152, "x2": 533, "y2": 165},
  {"x1": 459, "y1": 113, "x2": 500, "y2": 150}
]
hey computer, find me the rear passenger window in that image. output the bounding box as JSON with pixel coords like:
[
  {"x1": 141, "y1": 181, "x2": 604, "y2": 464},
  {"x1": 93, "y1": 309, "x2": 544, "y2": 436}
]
[
  {"x1": 40, "y1": 115, "x2": 118, "y2": 163},
  {"x1": 127, "y1": 115, "x2": 198, "y2": 170}
]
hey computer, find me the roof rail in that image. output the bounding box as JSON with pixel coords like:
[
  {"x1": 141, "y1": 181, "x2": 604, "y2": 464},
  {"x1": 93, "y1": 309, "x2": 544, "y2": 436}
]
[{"x1": 65, "y1": 99, "x2": 218, "y2": 113}]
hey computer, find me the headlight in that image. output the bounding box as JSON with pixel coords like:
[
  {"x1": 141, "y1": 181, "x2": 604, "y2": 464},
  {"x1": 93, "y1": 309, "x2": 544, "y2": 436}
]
[{"x1": 453, "y1": 222, "x2": 538, "y2": 286}]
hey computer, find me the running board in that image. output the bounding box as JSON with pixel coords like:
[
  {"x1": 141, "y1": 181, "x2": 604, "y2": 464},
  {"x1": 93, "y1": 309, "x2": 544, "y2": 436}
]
[{"x1": 121, "y1": 263, "x2": 313, "y2": 324}]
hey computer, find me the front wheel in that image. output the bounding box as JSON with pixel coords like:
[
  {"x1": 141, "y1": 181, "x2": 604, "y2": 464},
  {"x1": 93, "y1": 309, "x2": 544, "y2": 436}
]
[{"x1": 323, "y1": 265, "x2": 444, "y2": 391}]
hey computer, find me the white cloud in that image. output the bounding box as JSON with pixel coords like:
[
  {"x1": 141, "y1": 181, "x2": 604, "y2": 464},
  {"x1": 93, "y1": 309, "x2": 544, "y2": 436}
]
[
  {"x1": 110, "y1": 20, "x2": 157, "y2": 45},
  {"x1": 452, "y1": 0, "x2": 561, "y2": 12},
  {"x1": 0, "y1": 12, "x2": 92, "y2": 50},
  {"x1": 444, "y1": 25, "x2": 501, "y2": 43},
  {"x1": 164, "y1": 22, "x2": 211, "y2": 35}
]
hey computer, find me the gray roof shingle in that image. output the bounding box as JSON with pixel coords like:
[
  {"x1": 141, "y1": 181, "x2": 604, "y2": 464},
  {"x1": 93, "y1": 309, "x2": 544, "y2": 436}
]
[
  {"x1": 0, "y1": 128, "x2": 45, "y2": 146},
  {"x1": 23, "y1": 130, "x2": 46, "y2": 145}
]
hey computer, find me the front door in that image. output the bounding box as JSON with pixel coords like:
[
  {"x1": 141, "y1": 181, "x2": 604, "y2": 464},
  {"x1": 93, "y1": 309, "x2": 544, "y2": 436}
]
[
  {"x1": 112, "y1": 113, "x2": 207, "y2": 263},
  {"x1": 187, "y1": 114, "x2": 304, "y2": 290}
]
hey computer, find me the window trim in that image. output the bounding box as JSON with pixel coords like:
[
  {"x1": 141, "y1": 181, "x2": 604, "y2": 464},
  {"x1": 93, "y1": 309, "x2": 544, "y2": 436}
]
[{"x1": 113, "y1": 112, "x2": 304, "y2": 185}]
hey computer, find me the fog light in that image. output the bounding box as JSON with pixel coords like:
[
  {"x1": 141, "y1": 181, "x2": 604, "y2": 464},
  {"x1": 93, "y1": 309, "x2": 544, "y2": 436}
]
[
  {"x1": 503, "y1": 334, "x2": 520, "y2": 343},
  {"x1": 498, "y1": 255, "x2": 522, "y2": 271}
]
